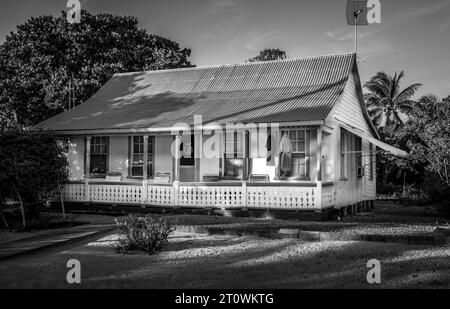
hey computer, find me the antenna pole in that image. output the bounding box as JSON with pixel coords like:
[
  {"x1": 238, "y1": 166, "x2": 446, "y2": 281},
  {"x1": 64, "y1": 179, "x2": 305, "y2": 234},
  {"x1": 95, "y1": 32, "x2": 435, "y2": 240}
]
[
  {"x1": 353, "y1": 9, "x2": 362, "y2": 57},
  {"x1": 355, "y1": 17, "x2": 358, "y2": 55}
]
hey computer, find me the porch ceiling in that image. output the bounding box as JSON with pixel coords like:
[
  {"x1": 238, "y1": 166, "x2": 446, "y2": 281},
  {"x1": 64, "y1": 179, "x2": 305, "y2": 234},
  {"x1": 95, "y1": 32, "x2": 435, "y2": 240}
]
[{"x1": 33, "y1": 53, "x2": 356, "y2": 133}]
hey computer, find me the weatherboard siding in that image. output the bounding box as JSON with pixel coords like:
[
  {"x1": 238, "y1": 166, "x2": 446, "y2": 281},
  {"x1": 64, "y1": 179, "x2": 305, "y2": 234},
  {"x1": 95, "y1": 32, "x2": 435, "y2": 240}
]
[
  {"x1": 328, "y1": 73, "x2": 372, "y2": 135},
  {"x1": 323, "y1": 73, "x2": 376, "y2": 208}
]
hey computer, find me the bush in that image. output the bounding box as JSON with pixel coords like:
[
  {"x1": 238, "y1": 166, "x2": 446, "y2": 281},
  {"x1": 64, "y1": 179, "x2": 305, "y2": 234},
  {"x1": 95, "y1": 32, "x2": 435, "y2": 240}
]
[
  {"x1": 398, "y1": 184, "x2": 430, "y2": 206},
  {"x1": 423, "y1": 175, "x2": 450, "y2": 216},
  {"x1": 115, "y1": 215, "x2": 175, "y2": 254}
]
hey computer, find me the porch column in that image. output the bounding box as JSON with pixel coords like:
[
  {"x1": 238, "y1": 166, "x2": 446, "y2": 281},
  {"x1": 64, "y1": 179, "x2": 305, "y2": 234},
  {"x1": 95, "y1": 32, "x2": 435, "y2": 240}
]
[
  {"x1": 143, "y1": 135, "x2": 149, "y2": 180},
  {"x1": 194, "y1": 132, "x2": 202, "y2": 182},
  {"x1": 316, "y1": 127, "x2": 322, "y2": 182},
  {"x1": 173, "y1": 134, "x2": 182, "y2": 207},
  {"x1": 141, "y1": 135, "x2": 149, "y2": 205},
  {"x1": 85, "y1": 136, "x2": 92, "y2": 178},
  {"x1": 174, "y1": 134, "x2": 181, "y2": 182},
  {"x1": 84, "y1": 136, "x2": 92, "y2": 202},
  {"x1": 316, "y1": 127, "x2": 322, "y2": 209},
  {"x1": 243, "y1": 130, "x2": 248, "y2": 180}
]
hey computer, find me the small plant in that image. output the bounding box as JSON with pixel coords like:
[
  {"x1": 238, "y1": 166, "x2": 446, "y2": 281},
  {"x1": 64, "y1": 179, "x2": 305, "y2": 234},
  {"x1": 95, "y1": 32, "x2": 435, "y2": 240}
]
[
  {"x1": 115, "y1": 215, "x2": 175, "y2": 254},
  {"x1": 399, "y1": 184, "x2": 430, "y2": 206}
]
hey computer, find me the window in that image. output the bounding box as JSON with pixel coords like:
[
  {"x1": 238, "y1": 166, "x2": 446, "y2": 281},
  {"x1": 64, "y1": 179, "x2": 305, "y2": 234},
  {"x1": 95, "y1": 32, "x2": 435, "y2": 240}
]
[
  {"x1": 90, "y1": 136, "x2": 109, "y2": 175},
  {"x1": 130, "y1": 136, "x2": 154, "y2": 178},
  {"x1": 340, "y1": 129, "x2": 348, "y2": 179},
  {"x1": 356, "y1": 136, "x2": 363, "y2": 177},
  {"x1": 180, "y1": 134, "x2": 195, "y2": 166},
  {"x1": 280, "y1": 129, "x2": 310, "y2": 179},
  {"x1": 224, "y1": 132, "x2": 245, "y2": 179},
  {"x1": 369, "y1": 143, "x2": 374, "y2": 181}
]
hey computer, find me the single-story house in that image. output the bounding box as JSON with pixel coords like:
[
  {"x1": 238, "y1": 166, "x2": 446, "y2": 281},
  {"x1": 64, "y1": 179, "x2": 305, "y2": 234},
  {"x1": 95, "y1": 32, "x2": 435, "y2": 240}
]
[{"x1": 34, "y1": 53, "x2": 407, "y2": 219}]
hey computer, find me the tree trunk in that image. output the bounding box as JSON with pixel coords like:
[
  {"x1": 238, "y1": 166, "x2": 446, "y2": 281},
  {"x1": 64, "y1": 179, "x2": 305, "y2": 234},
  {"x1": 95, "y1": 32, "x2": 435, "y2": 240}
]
[
  {"x1": 12, "y1": 181, "x2": 26, "y2": 228},
  {"x1": 0, "y1": 211, "x2": 9, "y2": 229},
  {"x1": 57, "y1": 173, "x2": 66, "y2": 221},
  {"x1": 381, "y1": 161, "x2": 391, "y2": 188}
]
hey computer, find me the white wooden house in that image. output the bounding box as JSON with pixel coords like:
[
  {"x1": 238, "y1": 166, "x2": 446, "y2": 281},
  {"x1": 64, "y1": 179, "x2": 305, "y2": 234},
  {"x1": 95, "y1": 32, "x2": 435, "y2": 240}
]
[{"x1": 34, "y1": 53, "x2": 406, "y2": 219}]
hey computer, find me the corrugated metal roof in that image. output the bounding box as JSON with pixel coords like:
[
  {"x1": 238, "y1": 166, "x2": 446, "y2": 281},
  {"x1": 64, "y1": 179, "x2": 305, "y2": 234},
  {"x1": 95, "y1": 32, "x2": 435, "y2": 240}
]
[{"x1": 34, "y1": 53, "x2": 357, "y2": 132}]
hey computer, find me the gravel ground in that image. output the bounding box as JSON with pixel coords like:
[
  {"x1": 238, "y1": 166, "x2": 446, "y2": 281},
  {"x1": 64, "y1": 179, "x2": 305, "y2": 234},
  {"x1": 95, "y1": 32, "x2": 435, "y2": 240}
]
[
  {"x1": 160, "y1": 202, "x2": 450, "y2": 237},
  {"x1": 0, "y1": 231, "x2": 449, "y2": 289}
]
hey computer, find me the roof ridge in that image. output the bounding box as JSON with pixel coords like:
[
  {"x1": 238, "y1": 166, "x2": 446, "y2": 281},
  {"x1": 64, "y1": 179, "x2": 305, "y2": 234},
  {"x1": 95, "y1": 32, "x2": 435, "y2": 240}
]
[{"x1": 114, "y1": 52, "x2": 355, "y2": 77}]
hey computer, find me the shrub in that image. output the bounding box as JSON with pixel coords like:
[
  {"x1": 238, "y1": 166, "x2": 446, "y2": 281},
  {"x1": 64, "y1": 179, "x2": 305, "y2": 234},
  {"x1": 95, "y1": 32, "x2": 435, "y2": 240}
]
[
  {"x1": 398, "y1": 184, "x2": 430, "y2": 206},
  {"x1": 423, "y1": 175, "x2": 450, "y2": 216},
  {"x1": 115, "y1": 215, "x2": 175, "y2": 254}
]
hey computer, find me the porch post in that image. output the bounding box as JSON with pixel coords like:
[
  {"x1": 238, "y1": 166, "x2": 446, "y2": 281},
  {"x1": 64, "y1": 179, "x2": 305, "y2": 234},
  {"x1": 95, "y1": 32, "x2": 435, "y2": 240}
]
[
  {"x1": 316, "y1": 127, "x2": 322, "y2": 209},
  {"x1": 85, "y1": 136, "x2": 91, "y2": 178},
  {"x1": 242, "y1": 130, "x2": 248, "y2": 207},
  {"x1": 316, "y1": 127, "x2": 322, "y2": 182},
  {"x1": 174, "y1": 134, "x2": 181, "y2": 182},
  {"x1": 243, "y1": 130, "x2": 249, "y2": 180},
  {"x1": 194, "y1": 132, "x2": 201, "y2": 182},
  {"x1": 143, "y1": 136, "x2": 149, "y2": 180},
  {"x1": 84, "y1": 136, "x2": 91, "y2": 202},
  {"x1": 142, "y1": 135, "x2": 149, "y2": 205},
  {"x1": 173, "y1": 134, "x2": 181, "y2": 206}
]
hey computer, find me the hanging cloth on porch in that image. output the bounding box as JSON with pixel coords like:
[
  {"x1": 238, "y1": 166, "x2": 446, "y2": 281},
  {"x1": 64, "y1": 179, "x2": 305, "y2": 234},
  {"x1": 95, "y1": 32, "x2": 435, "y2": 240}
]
[{"x1": 279, "y1": 133, "x2": 292, "y2": 174}]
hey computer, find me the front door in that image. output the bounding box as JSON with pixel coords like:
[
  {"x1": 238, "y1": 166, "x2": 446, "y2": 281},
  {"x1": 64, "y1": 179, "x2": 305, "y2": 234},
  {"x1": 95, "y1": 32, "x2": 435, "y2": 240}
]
[{"x1": 179, "y1": 134, "x2": 195, "y2": 182}]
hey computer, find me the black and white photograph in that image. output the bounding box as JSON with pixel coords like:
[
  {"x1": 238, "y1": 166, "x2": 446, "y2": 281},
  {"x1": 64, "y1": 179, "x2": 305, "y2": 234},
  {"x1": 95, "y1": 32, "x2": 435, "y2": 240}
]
[{"x1": 0, "y1": 0, "x2": 449, "y2": 294}]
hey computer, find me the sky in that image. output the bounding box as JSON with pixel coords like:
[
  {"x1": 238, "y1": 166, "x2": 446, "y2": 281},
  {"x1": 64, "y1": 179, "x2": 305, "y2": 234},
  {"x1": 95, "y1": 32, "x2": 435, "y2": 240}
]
[{"x1": 0, "y1": 0, "x2": 449, "y2": 98}]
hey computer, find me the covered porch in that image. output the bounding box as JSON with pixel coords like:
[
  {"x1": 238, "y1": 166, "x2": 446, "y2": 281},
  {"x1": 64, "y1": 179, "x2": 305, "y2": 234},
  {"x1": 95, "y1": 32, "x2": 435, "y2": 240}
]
[{"x1": 63, "y1": 124, "x2": 331, "y2": 211}]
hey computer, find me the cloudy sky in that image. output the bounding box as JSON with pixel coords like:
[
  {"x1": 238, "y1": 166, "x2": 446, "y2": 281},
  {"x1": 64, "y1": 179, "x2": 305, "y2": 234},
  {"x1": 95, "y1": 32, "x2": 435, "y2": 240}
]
[{"x1": 1, "y1": 0, "x2": 449, "y2": 98}]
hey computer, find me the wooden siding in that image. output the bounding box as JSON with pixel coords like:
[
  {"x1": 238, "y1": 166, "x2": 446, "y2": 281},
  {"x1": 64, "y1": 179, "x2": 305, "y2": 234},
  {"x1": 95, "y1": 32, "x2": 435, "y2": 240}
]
[
  {"x1": 324, "y1": 72, "x2": 376, "y2": 208},
  {"x1": 329, "y1": 73, "x2": 373, "y2": 135}
]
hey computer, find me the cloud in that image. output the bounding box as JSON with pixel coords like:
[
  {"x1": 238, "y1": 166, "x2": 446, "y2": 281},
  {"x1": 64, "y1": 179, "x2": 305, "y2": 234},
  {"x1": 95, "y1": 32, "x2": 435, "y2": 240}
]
[
  {"x1": 326, "y1": 1, "x2": 450, "y2": 42},
  {"x1": 329, "y1": 37, "x2": 393, "y2": 59},
  {"x1": 208, "y1": 0, "x2": 240, "y2": 14},
  {"x1": 326, "y1": 29, "x2": 376, "y2": 41},
  {"x1": 439, "y1": 20, "x2": 450, "y2": 32},
  {"x1": 244, "y1": 28, "x2": 281, "y2": 51},
  {"x1": 394, "y1": 1, "x2": 450, "y2": 23},
  {"x1": 228, "y1": 27, "x2": 283, "y2": 52}
]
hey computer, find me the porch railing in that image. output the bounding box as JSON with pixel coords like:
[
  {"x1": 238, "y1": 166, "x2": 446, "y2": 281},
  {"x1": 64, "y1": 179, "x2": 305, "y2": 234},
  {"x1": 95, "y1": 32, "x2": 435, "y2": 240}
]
[{"x1": 63, "y1": 180, "x2": 322, "y2": 210}]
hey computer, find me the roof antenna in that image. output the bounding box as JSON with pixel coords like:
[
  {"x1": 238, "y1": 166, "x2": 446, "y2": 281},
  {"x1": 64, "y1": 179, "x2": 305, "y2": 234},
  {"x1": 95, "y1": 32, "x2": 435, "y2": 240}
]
[{"x1": 354, "y1": 9, "x2": 363, "y2": 56}]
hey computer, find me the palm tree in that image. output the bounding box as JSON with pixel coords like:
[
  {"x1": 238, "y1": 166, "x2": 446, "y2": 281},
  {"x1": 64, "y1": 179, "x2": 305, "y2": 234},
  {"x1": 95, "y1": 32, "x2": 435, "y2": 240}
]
[{"x1": 364, "y1": 71, "x2": 422, "y2": 130}]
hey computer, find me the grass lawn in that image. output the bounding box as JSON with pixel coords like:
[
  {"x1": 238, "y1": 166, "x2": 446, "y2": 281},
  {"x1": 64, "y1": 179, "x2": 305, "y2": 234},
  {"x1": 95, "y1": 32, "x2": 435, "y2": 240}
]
[
  {"x1": 0, "y1": 202, "x2": 448, "y2": 289},
  {"x1": 0, "y1": 231, "x2": 448, "y2": 289}
]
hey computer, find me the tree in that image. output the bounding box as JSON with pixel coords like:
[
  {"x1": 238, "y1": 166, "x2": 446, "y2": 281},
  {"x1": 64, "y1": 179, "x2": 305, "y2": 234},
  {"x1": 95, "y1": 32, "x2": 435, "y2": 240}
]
[
  {"x1": 0, "y1": 10, "x2": 193, "y2": 128},
  {"x1": 0, "y1": 130, "x2": 69, "y2": 226},
  {"x1": 248, "y1": 48, "x2": 287, "y2": 62},
  {"x1": 411, "y1": 95, "x2": 450, "y2": 187},
  {"x1": 364, "y1": 71, "x2": 422, "y2": 130}
]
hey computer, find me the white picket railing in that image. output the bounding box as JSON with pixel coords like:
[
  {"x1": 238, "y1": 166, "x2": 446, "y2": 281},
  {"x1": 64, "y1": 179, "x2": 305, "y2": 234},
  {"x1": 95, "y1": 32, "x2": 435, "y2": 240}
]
[
  {"x1": 63, "y1": 181, "x2": 321, "y2": 210},
  {"x1": 178, "y1": 184, "x2": 244, "y2": 208},
  {"x1": 246, "y1": 185, "x2": 317, "y2": 209}
]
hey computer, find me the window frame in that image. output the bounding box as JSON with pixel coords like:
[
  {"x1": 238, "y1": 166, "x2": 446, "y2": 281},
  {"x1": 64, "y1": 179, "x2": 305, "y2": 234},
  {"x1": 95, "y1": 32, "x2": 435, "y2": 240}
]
[
  {"x1": 180, "y1": 134, "x2": 195, "y2": 167},
  {"x1": 223, "y1": 131, "x2": 246, "y2": 180},
  {"x1": 356, "y1": 136, "x2": 364, "y2": 178},
  {"x1": 129, "y1": 136, "x2": 155, "y2": 179},
  {"x1": 279, "y1": 129, "x2": 311, "y2": 180},
  {"x1": 89, "y1": 136, "x2": 109, "y2": 177},
  {"x1": 369, "y1": 143, "x2": 374, "y2": 181},
  {"x1": 340, "y1": 129, "x2": 348, "y2": 180}
]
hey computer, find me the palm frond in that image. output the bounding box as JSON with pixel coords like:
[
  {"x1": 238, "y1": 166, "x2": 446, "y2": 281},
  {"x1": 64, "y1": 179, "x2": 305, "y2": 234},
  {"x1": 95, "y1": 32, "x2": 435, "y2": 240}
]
[{"x1": 395, "y1": 83, "x2": 422, "y2": 103}]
